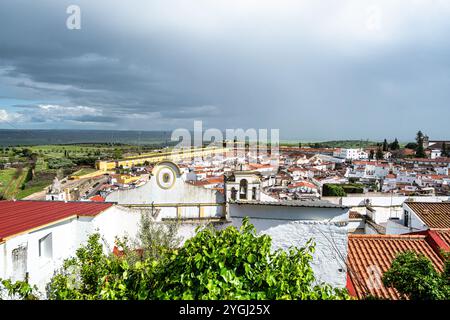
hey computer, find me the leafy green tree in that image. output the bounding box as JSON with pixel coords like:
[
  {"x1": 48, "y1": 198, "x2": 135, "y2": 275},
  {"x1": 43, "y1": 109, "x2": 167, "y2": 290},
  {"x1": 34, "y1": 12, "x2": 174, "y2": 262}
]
[
  {"x1": 376, "y1": 147, "x2": 384, "y2": 160},
  {"x1": 415, "y1": 131, "x2": 426, "y2": 158},
  {"x1": 405, "y1": 142, "x2": 418, "y2": 150},
  {"x1": 416, "y1": 130, "x2": 424, "y2": 143},
  {"x1": 47, "y1": 233, "x2": 110, "y2": 300},
  {"x1": 46, "y1": 219, "x2": 348, "y2": 300},
  {"x1": 390, "y1": 138, "x2": 400, "y2": 151},
  {"x1": 322, "y1": 184, "x2": 346, "y2": 197},
  {"x1": 113, "y1": 148, "x2": 123, "y2": 159},
  {"x1": 150, "y1": 218, "x2": 348, "y2": 300},
  {"x1": 124, "y1": 211, "x2": 182, "y2": 263},
  {"x1": 415, "y1": 143, "x2": 426, "y2": 158},
  {"x1": 0, "y1": 278, "x2": 40, "y2": 300},
  {"x1": 442, "y1": 143, "x2": 448, "y2": 157},
  {"x1": 369, "y1": 150, "x2": 375, "y2": 160},
  {"x1": 382, "y1": 139, "x2": 389, "y2": 152},
  {"x1": 47, "y1": 158, "x2": 74, "y2": 169},
  {"x1": 383, "y1": 251, "x2": 450, "y2": 300}
]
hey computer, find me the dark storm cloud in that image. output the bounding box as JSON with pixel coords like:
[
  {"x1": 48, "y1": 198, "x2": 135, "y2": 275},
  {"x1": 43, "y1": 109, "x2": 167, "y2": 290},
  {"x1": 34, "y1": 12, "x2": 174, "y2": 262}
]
[{"x1": 1, "y1": 0, "x2": 450, "y2": 140}]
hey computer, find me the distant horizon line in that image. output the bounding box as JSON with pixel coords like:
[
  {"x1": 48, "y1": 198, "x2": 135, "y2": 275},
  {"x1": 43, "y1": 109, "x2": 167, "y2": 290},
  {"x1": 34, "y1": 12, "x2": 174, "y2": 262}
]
[{"x1": 0, "y1": 128, "x2": 433, "y2": 143}]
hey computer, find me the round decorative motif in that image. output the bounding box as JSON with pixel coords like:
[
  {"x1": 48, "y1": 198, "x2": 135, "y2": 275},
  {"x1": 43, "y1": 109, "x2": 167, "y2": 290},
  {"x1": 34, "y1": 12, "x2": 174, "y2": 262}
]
[{"x1": 155, "y1": 165, "x2": 177, "y2": 190}]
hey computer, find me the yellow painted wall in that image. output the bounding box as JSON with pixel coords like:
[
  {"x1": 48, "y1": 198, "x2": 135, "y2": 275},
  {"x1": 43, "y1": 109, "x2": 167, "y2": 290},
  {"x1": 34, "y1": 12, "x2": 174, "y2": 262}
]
[{"x1": 96, "y1": 147, "x2": 230, "y2": 171}]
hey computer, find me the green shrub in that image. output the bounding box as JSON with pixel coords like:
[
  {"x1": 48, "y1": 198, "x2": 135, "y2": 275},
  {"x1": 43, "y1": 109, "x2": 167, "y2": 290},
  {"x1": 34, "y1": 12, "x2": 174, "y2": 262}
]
[
  {"x1": 322, "y1": 184, "x2": 346, "y2": 196},
  {"x1": 46, "y1": 218, "x2": 349, "y2": 300},
  {"x1": 47, "y1": 158, "x2": 74, "y2": 169}
]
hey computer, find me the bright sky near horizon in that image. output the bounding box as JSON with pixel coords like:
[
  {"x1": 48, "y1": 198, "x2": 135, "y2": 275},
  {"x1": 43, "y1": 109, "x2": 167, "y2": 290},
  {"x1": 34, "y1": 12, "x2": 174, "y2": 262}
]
[{"x1": 0, "y1": 0, "x2": 449, "y2": 140}]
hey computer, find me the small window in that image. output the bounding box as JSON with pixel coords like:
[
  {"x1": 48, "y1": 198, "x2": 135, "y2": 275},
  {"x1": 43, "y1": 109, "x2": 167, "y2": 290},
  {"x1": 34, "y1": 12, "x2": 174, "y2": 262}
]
[
  {"x1": 39, "y1": 233, "x2": 53, "y2": 259},
  {"x1": 230, "y1": 187, "x2": 237, "y2": 201},
  {"x1": 12, "y1": 245, "x2": 28, "y2": 282},
  {"x1": 404, "y1": 210, "x2": 409, "y2": 227},
  {"x1": 239, "y1": 179, "x2": 248, "y2": 200}
]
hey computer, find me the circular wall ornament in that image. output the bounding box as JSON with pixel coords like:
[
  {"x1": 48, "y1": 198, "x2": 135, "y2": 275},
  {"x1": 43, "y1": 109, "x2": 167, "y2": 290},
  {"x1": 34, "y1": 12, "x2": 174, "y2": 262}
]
[{"x1": 155, "y1": 165, "x2": 177, "y2": 190}]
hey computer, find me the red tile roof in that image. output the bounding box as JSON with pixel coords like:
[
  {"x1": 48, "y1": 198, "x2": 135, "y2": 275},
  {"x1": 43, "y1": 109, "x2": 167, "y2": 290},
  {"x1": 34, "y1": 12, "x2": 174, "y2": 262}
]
[
  {"x1": 410, "y1": 229, "x2": 450, "y2": 254},
  {"x1": 0, "y1": 200, "x2": 114, "y2": 242},
  {"x1": 349, "y1": 211, "x2": 363, "y2": 219},
  {"x1": 347, "y1": 234, "x2": 445, "y2": 300},
  {"x1": 435, "y1": 229, "x2": 450, "y2": 248},
  {"x1": 189, "y1": 176, "x2": 224, "y2": 186},
  {"x1": 248, "y1": 163, "x2": 273, "y2": 169},
  {"x1": 89, "y1": 195, "x2": 105, "y2": 202},
  {"x1": 288, "y1": 181, "x2": 317, "y2": 189}
]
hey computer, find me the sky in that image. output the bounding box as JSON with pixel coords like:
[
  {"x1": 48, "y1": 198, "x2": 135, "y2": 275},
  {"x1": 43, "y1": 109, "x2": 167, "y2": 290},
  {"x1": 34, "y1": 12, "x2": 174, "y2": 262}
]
[{"x1": 0, "y1": 0, "x2": 450, "y2": 141}]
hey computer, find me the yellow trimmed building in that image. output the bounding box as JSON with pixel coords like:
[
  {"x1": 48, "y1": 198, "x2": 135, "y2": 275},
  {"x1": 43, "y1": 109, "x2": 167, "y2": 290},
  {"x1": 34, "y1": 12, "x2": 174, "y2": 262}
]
[{"x1": 95, "y1": 147, "x2": 230, "y2": 171}]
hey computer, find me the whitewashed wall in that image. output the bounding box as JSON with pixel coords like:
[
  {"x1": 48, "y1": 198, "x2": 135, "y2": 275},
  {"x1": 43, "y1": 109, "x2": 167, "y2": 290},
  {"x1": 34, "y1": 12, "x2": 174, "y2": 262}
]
[
  {"x1": 229, "y1": 203, "x2": 348, "y2": 222},
  {"x1": 0, "y1": 217, "x2": 80, "y2": 293},
  {"x1": 347, "y1": 219, "x2": 364, "y2": 233},
  {"x1": 385, "y1": 219, "x2": 412, "y2": 235},
  {"x1": 0, "y1": 206, "x2": 143, "y2": 295},
  {"x1": 324, "y1": 195, "x2": 450, "y2": 207},
  {"x1": 106, "y1": 176, "x2": 224, "y2": 205},
  {"x1": 230, "y1": 218, "x2": 348, "y2": 288},
  {"x1": 228, "y1": 203, "x2": 349, "y2": 287},
  {"x1": 366, "y1": 206, "x2": 403, "y2": 224}
]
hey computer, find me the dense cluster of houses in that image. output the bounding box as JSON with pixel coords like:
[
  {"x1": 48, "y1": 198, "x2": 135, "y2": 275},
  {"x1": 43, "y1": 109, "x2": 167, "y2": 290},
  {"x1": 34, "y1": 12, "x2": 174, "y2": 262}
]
[
  {"x1": 50, "y1": 140, "x2": 450, "y2": 205},
  {"x1": 2, "y1": 140, "x2": 450, "y2": 300}
]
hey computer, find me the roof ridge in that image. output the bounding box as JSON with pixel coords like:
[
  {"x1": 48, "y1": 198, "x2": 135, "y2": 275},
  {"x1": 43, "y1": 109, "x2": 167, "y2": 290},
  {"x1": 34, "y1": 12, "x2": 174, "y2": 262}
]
[
  {"x1": 405, "y1": 201, "x2": 450, "y2": 204},
  {"x1": 348, "y1": 234, "x2": 426, "y2": 239},
  {"x1": 2, "y1": 199, "x2": 116, "y2": 204}
]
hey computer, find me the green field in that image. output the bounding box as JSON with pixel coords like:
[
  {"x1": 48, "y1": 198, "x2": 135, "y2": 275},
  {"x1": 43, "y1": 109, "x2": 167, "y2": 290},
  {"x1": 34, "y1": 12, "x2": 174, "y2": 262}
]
[
  {"x1": 281, "y1": 140, "x2": 379, "y2": 148},
  {"x1": 28, "y1": 145, "x2": 111, "y2": 158},
  {"x1": 0, "y1": 168, "x2": 16, "y2": 197},
  {"x1": 0, "y1": 167, "x2": 29, "y2": 199},
  {"x1": 16, "y1": 179, "x2": 52, "y2": 199}
]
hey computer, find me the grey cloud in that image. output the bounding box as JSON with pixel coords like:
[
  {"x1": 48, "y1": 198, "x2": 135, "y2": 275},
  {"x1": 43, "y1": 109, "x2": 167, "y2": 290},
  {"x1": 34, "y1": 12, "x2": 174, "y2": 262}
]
[{"x1": 1, "y1": 1, "x2": 450, "y2": 140}]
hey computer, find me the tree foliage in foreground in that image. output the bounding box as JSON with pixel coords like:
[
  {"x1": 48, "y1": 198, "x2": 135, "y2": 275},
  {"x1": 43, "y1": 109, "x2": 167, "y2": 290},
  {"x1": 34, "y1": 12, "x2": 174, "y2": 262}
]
[
  {"x1": 382, "y1": 251, "x2": 450, "y2": 300},
  {"x1": 0, "y1": 278, "x2": 39, "y2": 300},
  {"x1": 45, "y1": 217, "x2": 348, "y2": 300},
  {"x1": 150, "y1": 219, "x2": 348, "y2": 300}
]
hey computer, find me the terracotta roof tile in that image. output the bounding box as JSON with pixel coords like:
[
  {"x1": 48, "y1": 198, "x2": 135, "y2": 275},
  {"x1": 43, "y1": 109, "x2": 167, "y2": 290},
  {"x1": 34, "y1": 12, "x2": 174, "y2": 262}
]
[
  {"x1": 347, "y1": 234, "x2": 444, "y2": 300},
  {"x1": 349, "y1": 211, "x2": 363, "y2": 219},
  {"x1": 406, "y1": 202, "x2": 450, "y2": 229},
  {"x1": 434, "y1": 229, "x2": 450, "y2": 248}
]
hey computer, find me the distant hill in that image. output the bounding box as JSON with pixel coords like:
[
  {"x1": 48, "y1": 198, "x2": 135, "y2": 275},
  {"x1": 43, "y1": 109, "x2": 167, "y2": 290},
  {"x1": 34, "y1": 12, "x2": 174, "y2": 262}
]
[
  {"x1": 281, "y1": 140, "x2": 379, "y2": 148},
  {"x1": 0, "y1": 129, "x2": 174, "y2": 147}
]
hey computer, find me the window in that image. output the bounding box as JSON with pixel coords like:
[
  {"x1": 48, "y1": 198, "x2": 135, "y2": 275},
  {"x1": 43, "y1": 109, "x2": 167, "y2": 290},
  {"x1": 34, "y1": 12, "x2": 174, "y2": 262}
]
[
  {"x1": 39, "y1": 233, "x2": 53, "y2": 259},
  {"x1": 404, "y1": 210, "x2": 409, "y2": 227},
  {"x1": 252, "y1": 187, "x2": 257, "y2": 200},
  {"x1": 12, "y1": 245, "x2": 27, "y2": 282},
  {"x1": 230, "y1": 187, "x2": 237, "y2": 201},
  {"x1": 239, "y1": 179, "x2": 248, "y2": 200}
]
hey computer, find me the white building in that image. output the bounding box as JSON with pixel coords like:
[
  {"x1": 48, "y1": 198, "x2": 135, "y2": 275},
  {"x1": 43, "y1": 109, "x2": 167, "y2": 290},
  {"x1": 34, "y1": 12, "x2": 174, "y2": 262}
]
[
  {"x1": 224, "y1": 170, "x2": 262, "y2": 202},
  {"x1": 335, "y1": 149, "x2": 368, "y2": 160},
  {"x1": 45, "y1": 177, "x2": 66, "y2": 201},
  {"x1": 106, "y1": 161, "x2": 225, "y2": 219},
  {"x1": 0, "y1": 201, "x2": 141, "y2": 294},
  {"x1": 386, "y1": 201, "x2": 450, "y2": 234},
  {"x1": 430, "y1": 149, "x2": 442, "y2": 159},
  {"x1": 228, "y1": 200, "x2": 350, "y2": 288}
]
